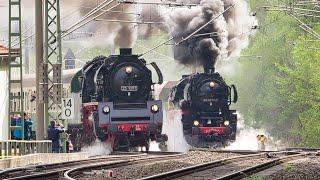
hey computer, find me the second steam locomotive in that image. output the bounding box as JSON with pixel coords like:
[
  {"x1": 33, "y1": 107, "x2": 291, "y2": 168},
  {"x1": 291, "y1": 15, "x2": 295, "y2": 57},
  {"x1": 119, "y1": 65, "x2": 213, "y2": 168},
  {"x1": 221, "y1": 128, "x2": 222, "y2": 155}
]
[
  {"x1": 71, "y1": 48, "x2": 167, "y2": 151},
  {"x1": 169, "y1": 64, "x2": 238, "y2": 147}
]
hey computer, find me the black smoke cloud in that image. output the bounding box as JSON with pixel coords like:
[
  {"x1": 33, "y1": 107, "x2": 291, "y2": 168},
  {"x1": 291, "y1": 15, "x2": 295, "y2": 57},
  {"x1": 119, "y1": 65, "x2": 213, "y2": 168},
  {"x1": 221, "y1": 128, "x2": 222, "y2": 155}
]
[
  {"x1": 65, "y1": 0, "x2": 256, "y2": 68},
  {"x1": 168, "y1": 0, "x2": 227, "y2": 71},
  {"x1": 140, "y1": 0, "x2": 257, "y2": 70}
]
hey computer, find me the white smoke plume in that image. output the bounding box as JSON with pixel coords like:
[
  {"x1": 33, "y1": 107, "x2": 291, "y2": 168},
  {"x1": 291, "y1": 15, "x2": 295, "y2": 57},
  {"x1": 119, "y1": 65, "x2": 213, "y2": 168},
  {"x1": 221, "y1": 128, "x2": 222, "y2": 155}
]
[
  {"x1": 81, "y1": 140, "x2": 113, "y2": 157},
  {"x1": 162, "y1": 109, "x2": 190, "y2": 152},
  {"x1": 225, "y1": 113, "x2": 280, "y2": 151},
  {"x1": 63, "y1": 0, "x2": 139, "y2": 48},
  {"x1": 1, "y1": 0, "x2": 256, "y2": 55},
  {"x1": 149, "y1": 141, "x2": 161, "y2": 151}
]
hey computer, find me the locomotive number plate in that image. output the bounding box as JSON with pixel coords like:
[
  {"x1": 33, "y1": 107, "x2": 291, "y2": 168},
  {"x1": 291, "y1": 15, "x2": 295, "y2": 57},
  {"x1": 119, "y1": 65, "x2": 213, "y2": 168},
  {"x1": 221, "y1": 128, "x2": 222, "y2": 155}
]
[
  {"x1": 203, "y1": 98, "x2": 219, "y2": 102},
  {"x1": 121, "y1": 86, "x2": 138, "y2": 91}
]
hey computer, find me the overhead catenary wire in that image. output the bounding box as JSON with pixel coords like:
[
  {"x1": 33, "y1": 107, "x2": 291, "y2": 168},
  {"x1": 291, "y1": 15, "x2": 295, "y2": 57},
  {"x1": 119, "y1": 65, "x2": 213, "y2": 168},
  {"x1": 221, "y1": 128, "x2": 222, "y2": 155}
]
[
  {"x1": 63, "y1": 0, "x2": 115, "y2": 36},
  {"x1": 61, "y1": 3, "x2": 121, "y2": 39},
  {"x1": 8, "y1": 1, "x2": 117, "y2": 47},
  {"x1": 94, "y1": 19, "x2": 164, "y2": 24},
  {"x1": 298, "y1": 24, "x2": 320, "y2": 39},
  {"x1": 117, "y1": 0, "x2": 198, "y2": 7},
  {"x1": 175, "y1": 4, "x2": 236, "y2": 45},
  {"x1": 265, "y1": 8, "x2": 320, "y2": 18},
  {"x1": 138, "y1": 37, "x2": 174, "y2": 57},
  {"x1": 139, "y1": 4, "x2": 236, "y2": 57},
  {"x1": 10, "y1": 6, "x2": 79, "y2": 45},
  {"x1": 135, "y1": 42, "x2": 175, "y2": 61},
  {"x1": 62, "y1": 0, "x2": 196, "y2": 39},
  {"x1": 290, "y1": 13, "x2": 320, "y2": 39},
  {"x1": 293, "y1": 12, "x2": 320, "y2": 18},
  {"x1": 9, "y1": 6, "x2": 80, "y2": 47},
  {"x1": 263, "y1": 4, "x2": 320, "y2": 40},
  {"x1": 264, "y1": 5, "x2": 320, "y2": 14}
]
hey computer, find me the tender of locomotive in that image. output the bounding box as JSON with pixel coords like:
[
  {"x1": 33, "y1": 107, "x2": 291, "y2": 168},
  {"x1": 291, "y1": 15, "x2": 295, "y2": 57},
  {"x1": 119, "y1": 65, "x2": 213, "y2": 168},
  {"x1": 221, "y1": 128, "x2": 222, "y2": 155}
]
[
  {"x1": 169, "y1": 65, "x2": 238, "y2": 147},
  {"x1": 71, "y1": 48, "x2": 167, "y2": 151}
]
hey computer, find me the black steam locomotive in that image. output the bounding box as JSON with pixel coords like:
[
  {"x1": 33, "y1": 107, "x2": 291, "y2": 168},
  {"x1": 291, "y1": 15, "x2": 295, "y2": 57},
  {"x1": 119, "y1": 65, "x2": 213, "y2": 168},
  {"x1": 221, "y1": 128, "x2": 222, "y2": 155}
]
[
  {"x1": 74, "y1": 48, "x2": 167, "y2": 151},
  {"x1": 169, "y1": 65, "x2": 238, "y2": 147}
]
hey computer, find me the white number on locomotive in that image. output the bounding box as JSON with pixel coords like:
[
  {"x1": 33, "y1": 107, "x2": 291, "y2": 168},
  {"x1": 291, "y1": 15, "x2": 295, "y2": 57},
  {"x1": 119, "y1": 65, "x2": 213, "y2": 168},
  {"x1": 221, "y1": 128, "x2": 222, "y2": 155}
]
[{"x1": 121, "y1": 86, "x2": 138, "y2": 91}]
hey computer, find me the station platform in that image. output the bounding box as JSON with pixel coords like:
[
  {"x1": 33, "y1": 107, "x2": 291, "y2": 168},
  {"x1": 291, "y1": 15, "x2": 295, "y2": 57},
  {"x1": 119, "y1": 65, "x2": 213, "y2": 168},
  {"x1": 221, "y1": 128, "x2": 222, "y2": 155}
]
[{"x1": 0, "y1": 152, "x2": 88, "y2": 169}]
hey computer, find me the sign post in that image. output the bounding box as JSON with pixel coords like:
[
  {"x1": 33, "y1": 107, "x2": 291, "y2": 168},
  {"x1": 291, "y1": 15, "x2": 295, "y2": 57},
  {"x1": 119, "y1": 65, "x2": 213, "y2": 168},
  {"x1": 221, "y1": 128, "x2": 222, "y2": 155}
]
[
  {"x1": 62, "y1": 98, "x2": 74, "y2": 120},
  {"x1": 61, "y1": 98, "x2": 74, "y2": 153}
]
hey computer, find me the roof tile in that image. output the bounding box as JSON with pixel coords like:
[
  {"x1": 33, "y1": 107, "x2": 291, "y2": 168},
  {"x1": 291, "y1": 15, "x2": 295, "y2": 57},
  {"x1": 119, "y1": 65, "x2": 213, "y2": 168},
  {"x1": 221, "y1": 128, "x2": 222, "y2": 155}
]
[{"x1": 0, "y1": 44, "x2": 9, "y2": 54}]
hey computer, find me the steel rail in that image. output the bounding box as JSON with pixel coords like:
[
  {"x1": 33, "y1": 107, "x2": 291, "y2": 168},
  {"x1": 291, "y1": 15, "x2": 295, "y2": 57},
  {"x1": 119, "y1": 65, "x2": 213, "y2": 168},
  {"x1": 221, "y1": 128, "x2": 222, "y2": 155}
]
[
  {"x1": 0, "y1": 153, "x2": 148, "y2": 179},
  {"x1": 64, "y1": 153, "x2": 185, "y2": 180},
  {"x1": 217, "y1": 152, "x2": 312, "y2": 180},
  {"x1": 283, "y1": 147, "x2": 320, "y2": 152},
  {"x1": 140, "y1": 152, "x2": 271, "y2": 180},
  {"x1": 191, "y1": 148, "x2": 280, "y2": 155}
]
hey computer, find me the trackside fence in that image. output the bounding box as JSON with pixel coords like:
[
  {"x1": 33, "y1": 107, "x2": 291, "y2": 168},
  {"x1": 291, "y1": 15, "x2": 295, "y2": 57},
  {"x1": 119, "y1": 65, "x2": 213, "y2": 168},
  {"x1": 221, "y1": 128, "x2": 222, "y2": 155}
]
[{"x1": 0, "y1": 140, "x2": 52, "y2": 157}]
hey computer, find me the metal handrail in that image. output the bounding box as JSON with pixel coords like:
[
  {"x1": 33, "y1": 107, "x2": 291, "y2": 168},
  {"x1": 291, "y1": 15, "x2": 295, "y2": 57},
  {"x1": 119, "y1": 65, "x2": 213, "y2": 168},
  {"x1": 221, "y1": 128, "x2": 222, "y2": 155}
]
[{"x1": 0, "y1": 140, "x2": 52, "y2": 157}]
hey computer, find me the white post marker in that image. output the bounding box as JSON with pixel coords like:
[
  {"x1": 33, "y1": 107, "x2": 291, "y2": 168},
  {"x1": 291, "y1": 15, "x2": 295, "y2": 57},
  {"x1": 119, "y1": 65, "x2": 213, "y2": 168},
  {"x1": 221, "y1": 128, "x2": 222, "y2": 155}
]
[{"x1": 61, "y1": 98, "x2": 74, "y2": 119}]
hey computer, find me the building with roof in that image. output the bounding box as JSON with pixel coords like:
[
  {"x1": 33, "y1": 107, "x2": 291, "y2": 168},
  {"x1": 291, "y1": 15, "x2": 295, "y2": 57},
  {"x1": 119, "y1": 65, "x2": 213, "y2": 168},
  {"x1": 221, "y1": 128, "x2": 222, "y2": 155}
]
[
  {"x1": 0, "y1": 44, "x2": 20, "y2": 140},
  {"x1": 64, "y1": 48, "x2": 76, "y2": 69},
  {"x1": 0, "y1": 44, "x2": 19, "y2": 66}
]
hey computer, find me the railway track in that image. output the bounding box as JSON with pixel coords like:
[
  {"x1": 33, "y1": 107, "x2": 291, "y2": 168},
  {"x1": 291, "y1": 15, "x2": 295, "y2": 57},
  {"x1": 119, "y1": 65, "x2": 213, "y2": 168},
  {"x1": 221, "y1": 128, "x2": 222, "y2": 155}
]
[
  {"x1": 217, "y1": 153, "x2": 312, "y2": 180},
  {"x1": 141, "y1": 151, "x2": 308, "y2": 180},
  {"x1": 191, "y1": 148, "x2": 279, "y2": 155},
  {"x1": 0, "y1": 151, "x2": 179, "y2": 180},
  {"x1": 64, "y1": 152, "x2": 185, "y2": 179},
  {"x1": 2, "y1": 149, "x2": 315, "y2": 180}
]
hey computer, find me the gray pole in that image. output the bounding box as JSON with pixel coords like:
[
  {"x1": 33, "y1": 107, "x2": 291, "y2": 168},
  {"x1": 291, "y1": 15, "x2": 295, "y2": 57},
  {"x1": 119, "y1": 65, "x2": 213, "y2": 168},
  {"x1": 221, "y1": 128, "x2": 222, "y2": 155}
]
[
  {"x1": 24, "y1": 24, "x2": 29, "y2": 74},
  {"x1": 36, "y1": 0, "x2": 44, "y2": 140}
]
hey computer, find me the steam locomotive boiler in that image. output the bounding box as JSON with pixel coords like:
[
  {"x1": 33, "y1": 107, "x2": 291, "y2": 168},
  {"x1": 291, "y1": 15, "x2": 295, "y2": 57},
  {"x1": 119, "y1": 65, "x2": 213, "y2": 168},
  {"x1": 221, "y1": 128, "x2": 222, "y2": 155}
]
[
  {"x1": 169, "y1": 65, "x2": 238, "y2": 147},
  {"x1": 74, "y1": 48, "x2": 167, "y2": 151}
]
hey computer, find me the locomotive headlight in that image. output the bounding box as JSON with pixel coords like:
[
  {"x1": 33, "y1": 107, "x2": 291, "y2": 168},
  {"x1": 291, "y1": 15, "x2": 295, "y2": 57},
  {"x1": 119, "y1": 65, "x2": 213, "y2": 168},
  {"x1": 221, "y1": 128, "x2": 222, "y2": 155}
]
[
  {"x1": 193, "y1": 120, "x2": 199, "y2": 126},
  {"x1": 209, "y1": 81, "x2": 215, "y2": 88},
  {"x1": 151, "y1": 105, "x2": 159, "y2": 113},
  {"x1": 125, "y1": 66, "x2": 133, "y2": 74},
  {"x1": 224, "y1": 120, "x2": 230, "y2": 126},
  {"x1": 102, "y1": 106, "x2": 110, "y2": 114}
]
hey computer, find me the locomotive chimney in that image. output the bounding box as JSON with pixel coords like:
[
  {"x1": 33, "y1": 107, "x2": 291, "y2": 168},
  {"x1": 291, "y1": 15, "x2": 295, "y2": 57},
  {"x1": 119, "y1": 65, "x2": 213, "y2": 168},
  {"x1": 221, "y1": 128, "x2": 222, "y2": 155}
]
[
  {"x1": 120, "y1": 48, "x2": 132, "y2": 55},
  {"x1": 203, "y1": 60, "x2": 215, "y2": 74}
]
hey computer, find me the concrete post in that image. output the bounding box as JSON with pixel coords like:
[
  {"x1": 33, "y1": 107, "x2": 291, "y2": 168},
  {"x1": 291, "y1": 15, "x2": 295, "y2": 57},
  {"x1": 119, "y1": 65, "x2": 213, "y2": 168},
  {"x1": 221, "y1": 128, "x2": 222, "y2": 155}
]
[
  {"x1": 24, "y1": 25, "x2": 30, "y2": 74},
  {"x1": 0, "y1": 66, "x2": 9, "y2": 140},
  {"x1": 35, "y1": 0, "x2": 45, "y2": 140}
]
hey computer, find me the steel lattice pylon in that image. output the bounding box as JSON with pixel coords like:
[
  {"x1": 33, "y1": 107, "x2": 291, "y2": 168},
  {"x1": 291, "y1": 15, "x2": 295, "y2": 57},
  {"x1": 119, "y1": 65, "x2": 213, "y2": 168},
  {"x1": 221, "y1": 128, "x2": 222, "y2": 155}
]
[
  {"x1": 8, "y1": 0, "x2": 24, "y2": 140},
  {"x1": 40, "y1": 0, "x2": 62, "y2": 131}
]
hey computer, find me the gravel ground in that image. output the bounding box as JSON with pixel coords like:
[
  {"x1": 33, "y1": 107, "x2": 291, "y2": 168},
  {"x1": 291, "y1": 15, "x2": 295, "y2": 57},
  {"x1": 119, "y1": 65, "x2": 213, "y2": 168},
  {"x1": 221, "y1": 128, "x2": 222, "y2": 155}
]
[
  {"x1": 266, "y1": 156, "x2": 320, "y2": 180},
  {"x1": 79, "y1": 150, "x2": 240, "y2": 180},
  {"x1": 183, "y1": 157, "x2": 271, "y2": 180}
]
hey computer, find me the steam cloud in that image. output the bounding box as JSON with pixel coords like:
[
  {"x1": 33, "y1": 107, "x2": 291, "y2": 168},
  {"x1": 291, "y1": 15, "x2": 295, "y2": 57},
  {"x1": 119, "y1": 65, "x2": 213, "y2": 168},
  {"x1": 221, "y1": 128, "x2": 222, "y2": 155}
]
[
  {"x1": 64, "y1": 0, "x2": 138, "y2": 48},
  {"x1": 163, "y1": 0, "x2": 257, "y2": 69},
  {"x1": 65, "y1": 0, "x2": 256, "y2": 64},
  {"x1": 162, "y1": 109, "x2": 190, "y2": 152},
  {"x1": 138, "y1": 0, "x2": 257, "y2": 68},
  {"x1": 225, "y1": 113, "x2": 280, "y2": 151},
  {"x1": 81, "y1": 140, "x2": 113, "y2": 157}
]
